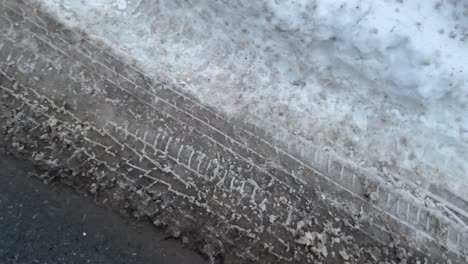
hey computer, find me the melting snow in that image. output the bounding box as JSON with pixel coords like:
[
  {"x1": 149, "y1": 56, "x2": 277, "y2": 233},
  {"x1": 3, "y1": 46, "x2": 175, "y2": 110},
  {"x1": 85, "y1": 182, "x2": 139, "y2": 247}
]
[{"x1": 34, "y1": 0, "x2": 468, "y2": 201}]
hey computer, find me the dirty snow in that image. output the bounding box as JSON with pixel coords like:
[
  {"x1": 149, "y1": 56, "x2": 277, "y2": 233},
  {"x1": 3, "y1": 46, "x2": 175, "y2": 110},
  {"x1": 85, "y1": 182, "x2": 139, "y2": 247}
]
[{"x1": 33, "y1": 0, "x2": 468, "y2": 201}]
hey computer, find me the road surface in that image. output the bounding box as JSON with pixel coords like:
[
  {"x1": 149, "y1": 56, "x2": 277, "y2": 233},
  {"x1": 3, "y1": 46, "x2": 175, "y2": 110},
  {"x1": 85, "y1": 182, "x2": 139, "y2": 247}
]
[{"x1": 0, "y1": 154, "x2": 207, "y2": 264}]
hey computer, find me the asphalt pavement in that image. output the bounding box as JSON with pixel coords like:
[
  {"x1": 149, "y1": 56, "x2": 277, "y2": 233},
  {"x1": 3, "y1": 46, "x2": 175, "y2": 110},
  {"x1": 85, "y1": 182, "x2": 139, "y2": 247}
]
[{"x1": 0, "y1": 154, "x2": 207, "y2": 264}]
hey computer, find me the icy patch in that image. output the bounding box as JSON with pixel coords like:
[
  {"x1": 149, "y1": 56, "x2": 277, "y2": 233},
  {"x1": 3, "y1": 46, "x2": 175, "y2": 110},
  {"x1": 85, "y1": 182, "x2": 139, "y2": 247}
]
[{"x1": 33, "y1": 0, "x2": 468, "y2": 201}]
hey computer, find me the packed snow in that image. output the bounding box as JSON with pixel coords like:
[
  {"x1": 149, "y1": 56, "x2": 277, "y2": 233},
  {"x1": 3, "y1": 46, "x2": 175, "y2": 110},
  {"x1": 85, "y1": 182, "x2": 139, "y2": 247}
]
[{"x1": 34, "y1": 0, "x2": 468, "y2": 202}]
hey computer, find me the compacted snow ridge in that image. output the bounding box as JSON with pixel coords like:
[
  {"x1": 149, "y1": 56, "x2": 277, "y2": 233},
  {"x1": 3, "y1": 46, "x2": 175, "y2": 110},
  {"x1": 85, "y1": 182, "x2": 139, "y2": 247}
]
[{"x1": 34, "y1": 0, "x2": 468, "y2": 203}]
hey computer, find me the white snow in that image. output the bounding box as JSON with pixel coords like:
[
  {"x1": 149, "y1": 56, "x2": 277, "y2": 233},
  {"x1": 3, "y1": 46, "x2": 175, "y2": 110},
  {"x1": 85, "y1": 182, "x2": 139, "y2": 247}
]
[
  {"x1": 33, "y1": 0, "x2": 468, "y2": 201},
  {"x1": 115, "y1": 0, "x2": 127, "y2": 10}
]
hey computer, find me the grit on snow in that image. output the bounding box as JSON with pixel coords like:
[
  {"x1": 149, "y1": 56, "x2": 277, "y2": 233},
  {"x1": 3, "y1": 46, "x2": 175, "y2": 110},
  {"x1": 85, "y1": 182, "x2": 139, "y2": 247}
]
[{"x1": 34, "y1": 0, "x2": 468, "y2": 201}]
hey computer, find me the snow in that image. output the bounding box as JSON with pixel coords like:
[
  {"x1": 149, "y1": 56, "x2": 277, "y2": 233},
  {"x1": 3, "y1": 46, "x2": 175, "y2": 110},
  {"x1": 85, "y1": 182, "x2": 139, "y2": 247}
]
[
  {"x1": 115, "y1": 0, "x2": 127, "y2": 11},
  {"x1": 33, "y1": 0, "x2": 468, "y2": 202}
]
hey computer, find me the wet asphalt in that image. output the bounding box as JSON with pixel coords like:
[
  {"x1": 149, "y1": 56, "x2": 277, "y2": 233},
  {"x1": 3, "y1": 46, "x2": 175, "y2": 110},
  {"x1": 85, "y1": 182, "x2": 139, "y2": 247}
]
[{"x1": 0, "y1": 154, "x2": 207, "y2": 264}]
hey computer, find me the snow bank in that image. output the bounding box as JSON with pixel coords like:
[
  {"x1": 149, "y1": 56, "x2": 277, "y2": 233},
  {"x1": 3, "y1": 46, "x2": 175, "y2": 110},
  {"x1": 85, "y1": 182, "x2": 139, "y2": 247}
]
[{"x1": 34, "y1": 0, "x2": 468, "y2": 201}]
